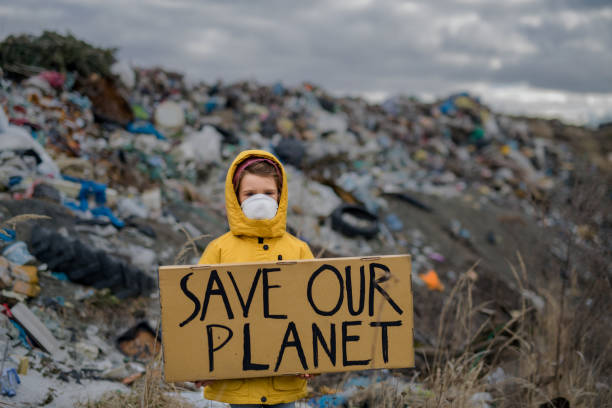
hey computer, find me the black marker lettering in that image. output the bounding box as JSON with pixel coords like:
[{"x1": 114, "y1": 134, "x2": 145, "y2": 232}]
[
  {"x1": 243, "y1": 323, "x2": 269, "y2": 371},
  {"x1": 274, "y1": 322, "x2": 308, "y2": 371},
  {"x1": 368, "y1": 263, "x2": 403, "y2": 316},
  {"x1": 345, "y1": 265, "x2": 365, "y2": 316},
  {"x1": 262, "y1": 268, "x2": 287, "y2": 319},
  {"x1": 342, "y1": 321, "x2": 370, "y2": 366},
  {"x1": 179, "y1": 272, "x2": 200, "y2": 327},
  {"x1": 370, "y1": 321, "x2": 402, "y2": 363},
  {"x1": 307, "y1": 264, "x2": 344, "y2": 316},
  {"x1": 206, "y1": 324, "x2": 233, "y2": 371},
  {"x1": 200, "y1": 270, "x2": 234, "y2": 321},
  {"x1": 312, "y1": 323, "x2": 336, "y2": 368},
  {"x1": 228, "y1": 269, "x2": 261, "y2": 318}
]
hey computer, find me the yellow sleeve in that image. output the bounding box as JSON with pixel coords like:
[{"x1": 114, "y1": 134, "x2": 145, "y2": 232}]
[
  {"x1": 300, "y1": 241, "x2": 314, "y2": 260},
  {"x1": 198, "y1": 240, "x2": 220, "y2": 264}
]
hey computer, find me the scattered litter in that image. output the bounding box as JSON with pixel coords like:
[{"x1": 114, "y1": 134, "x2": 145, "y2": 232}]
[
  {"x1": 10, "y1": 302, "x2": 66, "y2": 361},
  {"x1": 74, "y1": 287, "x2": 95, "y2": 301},
  {"x1": 419, "y1": 269, "x2": 445, "y2": 291},
  {"x1": 0, "y1": 367, "x2": 20, "y2": 397},
  {"x1": 385, "y1": 213, "x2": 404, "y2": 231},
  {"x1": 75, "y1": 341, "x2": 100, "y2": 360},
  {"x1": 486, "y1": 367, "x2": 507, "y2": 385},
  {"x1": 154, "y1": 100, "x2": 184, "y2": 136},
  {"x1": 521, "y1": 289, "x2": 545, "y2": 311},
  {"x1": 331, "y1": 204, "x2": 379, "y2": 239},
  {"x1": 117, "y1": 322, "x2": 160, "y2": 360},
  {"x1": 427, "y1": 252, "x2": 445, "y2": 263},
  {"x1": 30, "y1": 226, "x2": 155, "y2": 299},
  {"x1": 12, "y1": 281, "x2": 40, "y2": 297},
  {"x1": 384, "y1": 192, "x2": 433, "y2": 213},
  {"x1": 2, "y1": 242, "x2": 35, "y2": 266},
  {"x1": 0, "y1": 228, "x2": 16, "y2": 242},
  {"x1": 51, "y1": 272, "x2": 69, "y2": 281},
  {"x1": 17, "y1": 356, "x2": 28, "y2": 375},
  {"x1": 470, "y1": 391, "x2": 493, "y2": 408}
]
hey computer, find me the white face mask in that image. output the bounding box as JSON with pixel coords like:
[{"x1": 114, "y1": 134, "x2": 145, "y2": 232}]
[{"x1": 241, "y1": 194, "x2": 278, "y2": 220}]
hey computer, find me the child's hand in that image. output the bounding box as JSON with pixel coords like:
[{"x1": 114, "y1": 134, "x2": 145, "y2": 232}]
[
  {"x1": 194, "y1": 380, "x2": 215, "y2": 388},
  {"x1": 298, "y1": 374, "x2": 317, "y2": 379}
]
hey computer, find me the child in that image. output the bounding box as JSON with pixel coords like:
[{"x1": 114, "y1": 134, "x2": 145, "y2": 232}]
[{"x1": 196, "y1": 149, "x2": 314, "y2": 407}]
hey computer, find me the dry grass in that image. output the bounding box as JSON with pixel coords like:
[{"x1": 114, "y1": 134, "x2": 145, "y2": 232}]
[
  {"x1": 347, "y1": 254, "x2": 611, "y2": 408},
  {"x1": 0, "y1": 213, "x2": 51, "y2": 230},
  {"x1": 347, "y1": 165, "x2": 612, "y2": 408},
  {"x1": 173, "y1": 225, "x2": 210, "y2": 265}
]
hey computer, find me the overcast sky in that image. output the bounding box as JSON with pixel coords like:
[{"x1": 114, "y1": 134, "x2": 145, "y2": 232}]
[{"x1": 2, "y1": 0, "x2": 612, "y2": 124}]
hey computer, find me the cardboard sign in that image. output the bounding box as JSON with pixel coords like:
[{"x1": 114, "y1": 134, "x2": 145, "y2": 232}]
[{"x1": 158, "y1": 255, "x2": 413, "y2": 382}]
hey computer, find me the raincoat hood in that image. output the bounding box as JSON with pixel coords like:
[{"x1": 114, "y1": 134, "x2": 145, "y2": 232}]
[{"x1": 225, "y1": 149, "x2": 287, "y2": 238}]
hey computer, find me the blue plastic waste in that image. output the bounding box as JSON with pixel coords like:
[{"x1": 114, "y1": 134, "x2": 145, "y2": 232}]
[
  {"x1": 51, "y1": 272, "x2": 69, "y2": 281},
  {"x1": 126, "y1": 121, "x2": 166, "y2": 140},
  {"x1": 147, "y1": 156, "x2": 165, "y2": 167},
  {"x1": 2, "y1": 242, "x2": 35, "y2": 265},
  {"x1": 66, "y1": 92, "x2": 92, "y2": 110},
  {"x1": 459, "y1": 228, "x2": 471, "y2": 239},
  {"x1": 10, "y1": 321, "x2": 31, "y2": 350},
  {"x1": 507, "y1": 140, "x2": 519, "y2": 151},
  {"x1": 439, "y1": 99, "x2": 456, "y2": 115},
  {"x1": 8, "y1": 176, "x2": 22, "y2": 187},
  {"x1": 63, "y1": 175, "x2": 108, "y2": 208},
  {"x1": 309, "y1": 394, "x2": 348, "y2": 408},
  {"x1": 345, "y1": 375, "x2": 380, "y2": 388},
  {"x1": 272, "y1": 82, "x2": 284, "y2": 96},
  {"x1": 0, "y1": 228, "x2": 16, "y2": 242},
  {"x1": 205, "y1": 96, "x2": 222, "y2": 114},
  {"x1": 62, "y1": 176, "x2": 125, "y2": 228},
  {"x1": 385, "y1": 214, "x2": 404, "y2": 232},
  {"x1": 0, "y1": 368, "x2": 20, "y2": 397},
  {"x1": 91, "y1": 206, "x2": 125, "y2": 228}
]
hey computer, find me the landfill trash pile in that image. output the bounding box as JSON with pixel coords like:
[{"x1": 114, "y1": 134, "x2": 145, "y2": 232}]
[{"x1": 1, "y1": 32, "x2": 610, "y2": 407}]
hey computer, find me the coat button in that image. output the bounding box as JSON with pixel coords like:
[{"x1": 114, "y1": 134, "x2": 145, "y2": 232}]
[
  {"x1": 261, "y1": 396, "x2": 267, "y2": 402},
  {"x1": 263, "y1": 244, "x2": 269, "y2": 250}
]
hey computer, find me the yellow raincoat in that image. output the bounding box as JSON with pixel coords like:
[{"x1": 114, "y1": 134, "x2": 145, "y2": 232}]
[{"x1": 198, "y1": 149, "x2": 313, "y2": 405}]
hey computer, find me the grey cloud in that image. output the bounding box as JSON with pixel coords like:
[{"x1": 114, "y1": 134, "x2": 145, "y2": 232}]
[
  {"x1": 1, "y1": 0, "x2": 611, "y2": 98},
  {"x1": 554, "y1": 0, "x2": 612, "y2": 9}
]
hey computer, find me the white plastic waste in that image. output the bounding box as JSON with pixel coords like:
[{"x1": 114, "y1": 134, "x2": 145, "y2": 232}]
[
  {"x1": 173, "y1": 125, "x2": 222, "y2": 166},
  {"x1": 0, "y1": 110, "x2": 61, "y2": 178},
  {"x1": 141, "y1": 188, "x2": 162, "y2": 216},
  {"x1": 111, "y1": 61, "x2": 136, "y2": 89},
  {"x1": 154, "y1": 100, "x2": 185, "y2": 135},
  {"x1": 286, "y1": 167, "x2": 341, "y2": 218},
  {"x1": 117, "y1": 197, "x2": 149, "y2": 219}
]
